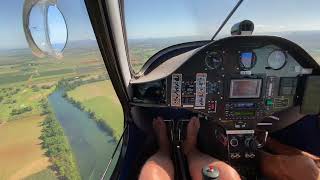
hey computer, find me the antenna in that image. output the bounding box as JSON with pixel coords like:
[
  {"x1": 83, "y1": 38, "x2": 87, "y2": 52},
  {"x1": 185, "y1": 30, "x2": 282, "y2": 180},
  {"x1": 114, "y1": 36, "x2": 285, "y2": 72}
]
[{"x1": 211, "y1": 0, "x2": 244, "y2": 40}]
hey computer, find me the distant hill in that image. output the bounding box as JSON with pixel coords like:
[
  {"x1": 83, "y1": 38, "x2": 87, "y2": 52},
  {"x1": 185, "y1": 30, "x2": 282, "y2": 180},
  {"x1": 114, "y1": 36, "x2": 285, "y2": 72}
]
[
  {"x1": 128, "y1": 31, "x2": 320, "y2": 65},
  {"x1": 128, "y1": 30, "x2": 320, "y2": 51},
  {"x1": 128, "y1": 36, "x2": 208, "y2": 50},
  {"x1": 0, "y1": 40, "x2": 100, "y2": 65},
  {"x1": 267, "y1": 30, "x2": 320, "y2": 50},
  {"x1": 65, "y1": 39, "x2": 99, "y2": 49},
  {"x1": 1, "y1": 31, "x2": 320, "y2": 66}
]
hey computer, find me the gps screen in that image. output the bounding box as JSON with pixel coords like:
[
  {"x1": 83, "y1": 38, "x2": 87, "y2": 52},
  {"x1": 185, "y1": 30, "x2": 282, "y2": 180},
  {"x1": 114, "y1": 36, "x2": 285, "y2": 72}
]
[{"x1": 230, "y1": 79, "x2": 262, "y2": 98}]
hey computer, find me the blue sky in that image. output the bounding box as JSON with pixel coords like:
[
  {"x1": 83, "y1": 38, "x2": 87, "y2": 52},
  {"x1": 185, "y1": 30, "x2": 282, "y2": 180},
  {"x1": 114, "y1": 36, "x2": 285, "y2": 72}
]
[
  {"x1": 1, "y1": 0, "x2": 320, "y2": 49},
  {"x1": 125, "y1": 0, "x2": 320, "y2": 38}
]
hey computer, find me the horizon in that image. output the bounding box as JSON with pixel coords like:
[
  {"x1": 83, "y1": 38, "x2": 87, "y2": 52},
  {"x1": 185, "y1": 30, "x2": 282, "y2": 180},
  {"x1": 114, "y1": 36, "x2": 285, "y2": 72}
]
[{"x1": 1, "y1": 29, "x2": 320, "y2": 51}]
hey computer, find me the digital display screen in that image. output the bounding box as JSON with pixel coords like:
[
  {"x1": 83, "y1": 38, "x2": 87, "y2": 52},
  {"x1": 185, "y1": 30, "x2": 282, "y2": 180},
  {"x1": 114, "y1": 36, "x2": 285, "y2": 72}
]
[
  {"x1": 230, "y1": 79, "x2": 262, "y2": 98},
  {"x1": 233, "y1": 102, "x2": 256, "y2": 108},
  {"x1": 240, "y1": 52, "x2": 253, "y2": 68},
  {"x1": 234, "y1": 111, "x2": 256, "y2": 116}
]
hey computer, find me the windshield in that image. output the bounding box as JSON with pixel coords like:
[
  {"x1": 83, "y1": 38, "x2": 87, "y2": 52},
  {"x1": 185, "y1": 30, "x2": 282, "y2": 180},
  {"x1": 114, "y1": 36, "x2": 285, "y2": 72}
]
[{"x1": 124, "y1": 0, "x2": 320, "y2": 73}]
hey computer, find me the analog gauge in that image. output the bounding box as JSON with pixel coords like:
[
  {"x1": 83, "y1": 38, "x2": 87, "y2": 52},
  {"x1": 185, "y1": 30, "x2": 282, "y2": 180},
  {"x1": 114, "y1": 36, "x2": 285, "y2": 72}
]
[
  {"x1": 240, "y1": 52, "x2": 256, "y2": 70},
  {"x1": 267, "y1": 50, "x2": 287, "y2": 70},
  {"x1": 205, "y1": 51, "x2": 223, "y2": 69}
]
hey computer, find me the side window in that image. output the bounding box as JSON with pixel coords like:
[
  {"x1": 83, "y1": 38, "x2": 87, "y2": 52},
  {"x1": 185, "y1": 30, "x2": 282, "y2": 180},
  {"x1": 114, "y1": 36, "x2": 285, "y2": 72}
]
[{"x1": 0, "y1": 0, "x2": 122, "y2": 180}]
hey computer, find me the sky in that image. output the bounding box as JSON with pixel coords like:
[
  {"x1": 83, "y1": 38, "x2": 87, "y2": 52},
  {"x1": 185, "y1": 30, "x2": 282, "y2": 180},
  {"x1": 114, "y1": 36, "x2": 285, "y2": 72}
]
[
  {"x1": 124, "y1": 0, "x2": 320, "y2": 39},
  {"x1": 1, "y1": 0, "x2": 320, "y2": 49}
]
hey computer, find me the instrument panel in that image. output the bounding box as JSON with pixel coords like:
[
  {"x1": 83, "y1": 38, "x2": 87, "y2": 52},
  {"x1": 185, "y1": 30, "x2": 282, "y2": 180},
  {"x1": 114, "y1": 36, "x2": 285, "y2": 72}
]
[
  {"x1": 131, "y1": 36, "x2": 320, "y2": 178},
  {"x1": 166, "y1": 43, "x2": 300, "y2": 128},
  {"x1": 131, "y1": 36, "x2": 319, "y2": 130}
]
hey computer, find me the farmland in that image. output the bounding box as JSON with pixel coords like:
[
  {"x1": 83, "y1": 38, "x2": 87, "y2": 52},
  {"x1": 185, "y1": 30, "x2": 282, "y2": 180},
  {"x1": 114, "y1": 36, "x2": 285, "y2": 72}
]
[
  {"x1": 0, "y1": 40, "x2": 118, "y2": 179},
  {"x1": 0, "y1": 116, "x2": 50, "y2": 180},
  {"x1": 0, "y1": 85, "x2": 55, "y2": 123}
]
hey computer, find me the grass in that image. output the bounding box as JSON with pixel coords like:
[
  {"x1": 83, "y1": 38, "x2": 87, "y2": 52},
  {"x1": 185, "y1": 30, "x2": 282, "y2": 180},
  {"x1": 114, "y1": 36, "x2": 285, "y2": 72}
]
[
  {"x1": 24, "y1": 169, "x2": 58, "y2": 180},
  {"x1": 0, "y1": 116, "x2": 55, "y2": 180},
  {"x1": 129, "y1": 47, "x2": 158, "y2": 72},
  {"x1": 36, "y1": 69, "x2": 75, "y2": 77},
  {"x1": 67, "y1": 80, "x2": 124, "y2": 140},
  {"x1": 0, "y1": 72, "x2": 30, "y2": 85},
  {"x1": 0, "y1": 85, "x2": 55, "y2": 123}
]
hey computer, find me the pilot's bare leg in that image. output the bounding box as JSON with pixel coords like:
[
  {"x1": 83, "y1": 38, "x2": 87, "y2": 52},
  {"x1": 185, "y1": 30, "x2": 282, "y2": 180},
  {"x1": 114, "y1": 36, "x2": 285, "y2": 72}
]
[
  {"x1": 139, "y1": 117, "x2": 174, "y2": 180},
  {"x1": 184, "y1": 117, "x2": 241, "y2": 180}
]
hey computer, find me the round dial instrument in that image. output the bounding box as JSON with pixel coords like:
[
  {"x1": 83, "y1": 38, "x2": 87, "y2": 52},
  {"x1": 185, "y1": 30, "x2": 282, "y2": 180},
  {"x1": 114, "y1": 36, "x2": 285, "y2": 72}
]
[
  {"x1": 240, "y1": 52, "x2": 256, "y2": 70},
  {"x1": 267, "y1": 50, "x2": 287, "y2": 70},
  {"x1": 205, "y1": 51, "x2": 223, "y2": 69}
]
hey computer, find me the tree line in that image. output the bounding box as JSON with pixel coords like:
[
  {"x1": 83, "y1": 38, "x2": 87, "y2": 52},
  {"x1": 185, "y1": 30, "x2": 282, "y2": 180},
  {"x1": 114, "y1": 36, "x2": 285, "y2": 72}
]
[
  {"x1": 10, "y1": 106, "x2": 32, "y2": 116},
  {"x1": 40, "y1": 99, "x2": 81, "y2": 180},
  {"x1": 62, "y1": 94, "x2": 117, "y2": 141},
  {"x1": 57, "y1": 75, "x2": 107, "y2": 91},
  {"x1": 57, "y1": 76, "x2": 117, "y2": 141}
]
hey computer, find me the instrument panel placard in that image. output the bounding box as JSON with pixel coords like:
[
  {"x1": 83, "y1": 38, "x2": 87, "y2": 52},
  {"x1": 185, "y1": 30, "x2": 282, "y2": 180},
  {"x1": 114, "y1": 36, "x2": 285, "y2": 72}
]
[
  {"x1": 171, "y1": 74, "x2": 182, "y2": 107},
  {"x1": 195, "y1": 73, "x2": 207, "y2": 109}
]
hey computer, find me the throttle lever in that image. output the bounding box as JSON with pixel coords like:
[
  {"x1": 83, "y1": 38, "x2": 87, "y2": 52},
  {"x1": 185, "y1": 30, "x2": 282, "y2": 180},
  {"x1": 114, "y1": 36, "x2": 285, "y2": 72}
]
[
  {"x1": 254, "y1": 129, "x2": 268, "y2": 149},
  {"x1": 163, "y1": 119, "x2": 174, "y2": 142}
]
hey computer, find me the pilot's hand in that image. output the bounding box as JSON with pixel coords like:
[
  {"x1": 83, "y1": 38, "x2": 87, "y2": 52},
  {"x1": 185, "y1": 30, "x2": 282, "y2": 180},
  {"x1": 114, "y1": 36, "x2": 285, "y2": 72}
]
[{"x1": 260, "y1": 138, "x2": 320, "y2": 180}]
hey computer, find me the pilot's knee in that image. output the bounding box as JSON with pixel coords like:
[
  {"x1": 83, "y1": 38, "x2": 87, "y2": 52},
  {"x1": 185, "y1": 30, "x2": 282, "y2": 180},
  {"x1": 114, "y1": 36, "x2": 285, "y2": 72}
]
[{"x1": 140, "y1": 160, "x2": 174, "y2": 180}]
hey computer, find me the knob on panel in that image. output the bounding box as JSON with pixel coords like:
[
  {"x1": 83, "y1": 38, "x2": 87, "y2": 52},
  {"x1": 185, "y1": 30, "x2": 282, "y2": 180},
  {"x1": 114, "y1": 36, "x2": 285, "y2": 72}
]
[{"x1": 230, "y1": 138, "x2": 239, "y2": 147}]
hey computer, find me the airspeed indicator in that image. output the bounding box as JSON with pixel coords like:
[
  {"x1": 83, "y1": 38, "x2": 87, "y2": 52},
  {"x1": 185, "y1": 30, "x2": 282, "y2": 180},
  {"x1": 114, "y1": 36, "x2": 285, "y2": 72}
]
[{"x1": 267, "y1": 50, "x2": 287, "y2": 70}]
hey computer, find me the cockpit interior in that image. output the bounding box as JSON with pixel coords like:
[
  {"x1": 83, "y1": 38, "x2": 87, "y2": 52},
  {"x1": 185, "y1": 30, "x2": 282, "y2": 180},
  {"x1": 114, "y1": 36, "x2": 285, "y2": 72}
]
[
  {"x1": 124, "y1": 34, "x2": 320, "y2": 179},
  {"x1": 12, "y1": 0, "x2": 320, "y2": 179}
]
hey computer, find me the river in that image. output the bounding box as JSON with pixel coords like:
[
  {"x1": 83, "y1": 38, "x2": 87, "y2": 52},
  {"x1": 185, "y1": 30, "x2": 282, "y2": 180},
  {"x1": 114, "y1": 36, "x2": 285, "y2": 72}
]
[{"x1": 48, "y1": 90, "x2": 119, "y2": 180}]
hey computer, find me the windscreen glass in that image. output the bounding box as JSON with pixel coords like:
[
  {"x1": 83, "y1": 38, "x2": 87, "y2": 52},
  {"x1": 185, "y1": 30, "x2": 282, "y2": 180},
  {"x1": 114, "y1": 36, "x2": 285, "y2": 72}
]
[{"x1": 124, "y1": 0, "x2": 320, "y2": 73}]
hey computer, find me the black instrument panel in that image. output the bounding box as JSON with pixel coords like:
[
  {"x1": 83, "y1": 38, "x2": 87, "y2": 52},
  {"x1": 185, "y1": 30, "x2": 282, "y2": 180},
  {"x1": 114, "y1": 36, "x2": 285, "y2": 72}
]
[
  {"x1": 131, "y1": 36, "x2": 320, "y2": 179},
  {"x1": 132, "y1": 36, "x2": 320, "y2": 128},
  {"x1": 165, "y1": 43, "x2": 297, "y2": 129}
]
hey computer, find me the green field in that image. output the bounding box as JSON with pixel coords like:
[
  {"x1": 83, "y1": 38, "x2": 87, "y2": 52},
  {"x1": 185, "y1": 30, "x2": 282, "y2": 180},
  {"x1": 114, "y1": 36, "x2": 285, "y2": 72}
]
[
  {"x1": 67, "y1": 81, "x2": 124, "y2": 140},
  {"x1": 24, "y1": 169, "x2": 58, "y2": 180},
  {"x1": 129, "y1": 47, "x2": 158, "y2": 72},
  {"x1": 36, "y1": 69, "x2": 75, "y2": 77},
  {"x1": 0, "y1": 85, "x2": 55, "y2": 123},
  {"x1": 0, "y1": 72, "x2": 32, "y2": 85}
]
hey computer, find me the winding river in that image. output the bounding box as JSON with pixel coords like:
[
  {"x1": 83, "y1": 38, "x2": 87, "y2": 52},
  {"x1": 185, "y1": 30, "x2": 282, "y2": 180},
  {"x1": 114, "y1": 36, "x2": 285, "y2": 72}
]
[{"x1": 48, "y1": 90, "x2": 118, "y2": 180}]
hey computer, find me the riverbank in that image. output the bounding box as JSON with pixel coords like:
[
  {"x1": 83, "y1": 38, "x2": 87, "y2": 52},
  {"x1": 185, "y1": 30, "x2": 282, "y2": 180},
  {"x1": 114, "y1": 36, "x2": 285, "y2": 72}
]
[
  {"x1": 48, "y1": 90, "x2": 118, "y2": 179},
  {"x1": 65, "y1": 80, "x2": 123, "y2": 141},
  {"x1": 40, "y1": 99, "x2": 81, "y2": 180}
]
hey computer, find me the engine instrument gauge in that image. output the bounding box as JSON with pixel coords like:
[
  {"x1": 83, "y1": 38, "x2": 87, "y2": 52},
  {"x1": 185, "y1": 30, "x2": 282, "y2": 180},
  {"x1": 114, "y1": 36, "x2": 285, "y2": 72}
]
[
  {"x1": 267, "y1": 50, "x2": 287, "y2": 70},
  {"x1": 205, "y1": 51, "x2": 223, "y2": 69}
]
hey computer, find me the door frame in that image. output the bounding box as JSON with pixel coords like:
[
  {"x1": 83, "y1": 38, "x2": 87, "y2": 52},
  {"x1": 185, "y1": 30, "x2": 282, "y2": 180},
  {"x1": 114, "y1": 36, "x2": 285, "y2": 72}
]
[{"x1": 84, "y1": 0, "x2": 132, "y2": 179}]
